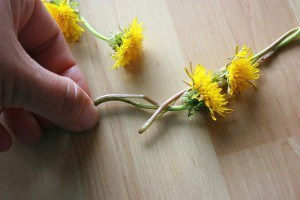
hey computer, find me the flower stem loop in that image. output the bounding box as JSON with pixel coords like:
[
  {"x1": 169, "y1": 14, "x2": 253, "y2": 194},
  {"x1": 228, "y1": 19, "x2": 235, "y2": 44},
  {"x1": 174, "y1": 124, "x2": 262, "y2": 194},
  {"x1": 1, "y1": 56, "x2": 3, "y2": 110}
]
[
  {"x1": 94, "y1": 94, "x2": 187, "y2": 112},
  {"x1": 252, "y1": 26, "x2": 300, "y2": 62},
  {"x1": 138, "y1": 88, "x2": 189, "y2": 134}
]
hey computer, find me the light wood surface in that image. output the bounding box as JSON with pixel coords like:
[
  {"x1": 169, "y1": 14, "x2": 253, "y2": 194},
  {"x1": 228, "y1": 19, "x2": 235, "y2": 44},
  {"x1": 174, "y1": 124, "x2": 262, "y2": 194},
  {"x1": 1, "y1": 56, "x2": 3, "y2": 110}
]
[{"x1": 1, "y1": 0, "x2": 300, "y2": 199}]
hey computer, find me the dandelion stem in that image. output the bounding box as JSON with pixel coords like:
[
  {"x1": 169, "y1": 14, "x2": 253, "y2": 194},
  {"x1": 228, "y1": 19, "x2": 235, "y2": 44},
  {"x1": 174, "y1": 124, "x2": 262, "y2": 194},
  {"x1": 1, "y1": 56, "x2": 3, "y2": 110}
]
[
  {"x1": 94, "y1": 94, "x2": 187, "y2": 111},
  {"x1": 95, "y1": 94, "x2": 159, "y2": 106},
  {"x1": 138, "y1": 88, "x2": 189, "y2": 134},
  {"x1": 275, "y1": 27, "x2": 300, "y2": 50},
  {"x1": 80, "y1": 15, "x2": 109, "y2": 42},
  {"x1": 252, "y1": 26, "x2": 300, "y2": 63}
]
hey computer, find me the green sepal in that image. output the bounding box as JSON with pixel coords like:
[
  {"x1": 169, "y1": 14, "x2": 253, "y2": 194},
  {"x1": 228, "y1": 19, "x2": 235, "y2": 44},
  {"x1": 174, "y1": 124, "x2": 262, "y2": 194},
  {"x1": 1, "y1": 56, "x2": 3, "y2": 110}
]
[
  {"x1": 182, "y1": 90, "x2": 205, "y2": 117},
  {"x1": 107, "y1": 32, "x2": 124, "y2": 51}
]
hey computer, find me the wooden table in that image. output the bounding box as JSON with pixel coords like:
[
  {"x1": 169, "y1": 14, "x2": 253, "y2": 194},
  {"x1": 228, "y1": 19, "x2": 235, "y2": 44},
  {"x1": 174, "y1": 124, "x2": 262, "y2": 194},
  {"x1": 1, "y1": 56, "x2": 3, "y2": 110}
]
[{"x1": 1, "y1": 0, "x2": 300, "y2": 199}]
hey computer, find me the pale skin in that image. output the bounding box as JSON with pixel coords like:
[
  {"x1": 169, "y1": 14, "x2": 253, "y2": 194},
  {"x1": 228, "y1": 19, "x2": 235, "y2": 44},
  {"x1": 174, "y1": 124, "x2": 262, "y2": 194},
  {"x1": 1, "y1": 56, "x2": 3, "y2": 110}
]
[{"x1": 0, "y1": 0, "x2": 99, "y2": 152}]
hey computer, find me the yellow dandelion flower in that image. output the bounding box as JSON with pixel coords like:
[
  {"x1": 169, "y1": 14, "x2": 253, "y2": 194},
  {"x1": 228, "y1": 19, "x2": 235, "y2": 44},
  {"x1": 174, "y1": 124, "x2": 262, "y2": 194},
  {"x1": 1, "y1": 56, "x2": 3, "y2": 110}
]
[
  {"x1": 43, "y1": 0, "x2": 84, "y2": 42},
  {"x1": 226, "y1": 46, "x2": 260, "y2": 96},
  {"x1": 111, "y1": 18, "x2": 144, "y2": 69},
  {"x1": 186, "y1": 64, "x2": 232, "y2": 120}
]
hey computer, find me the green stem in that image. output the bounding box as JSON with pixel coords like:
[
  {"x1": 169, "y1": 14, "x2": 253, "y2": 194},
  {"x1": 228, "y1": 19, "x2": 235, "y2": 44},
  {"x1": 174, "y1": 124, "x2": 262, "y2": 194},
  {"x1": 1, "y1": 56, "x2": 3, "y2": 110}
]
[
  {"x1": 94, "y1": 95, "x2": 187, "y2": 111},
  {"x1": 275, "y1": 27, "x2": 300, "y2": 50},
  {"x1": 252, "y1": 26, "x2": 300, "y2": 63},
  {"x1": 139, "y1": 88, "x2": 189, "y2": 134},
  {"x1": 80, "y1": 15, "x2": 109, "y2": 42}
]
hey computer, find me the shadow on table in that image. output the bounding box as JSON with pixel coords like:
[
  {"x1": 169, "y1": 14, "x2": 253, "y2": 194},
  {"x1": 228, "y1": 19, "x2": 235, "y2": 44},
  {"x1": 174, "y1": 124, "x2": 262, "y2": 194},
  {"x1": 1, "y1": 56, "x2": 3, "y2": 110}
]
[{"x1": 0, "y1": 128, "x2": 85, "y2": 199}]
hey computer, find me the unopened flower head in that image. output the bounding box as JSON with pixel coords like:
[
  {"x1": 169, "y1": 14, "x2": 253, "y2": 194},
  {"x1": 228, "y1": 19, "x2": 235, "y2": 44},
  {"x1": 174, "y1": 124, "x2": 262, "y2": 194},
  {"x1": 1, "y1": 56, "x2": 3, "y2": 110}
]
[
  {"x1": 226, "y1": 46, "x2": 260, "y2": 96},
  {"x1": 111, "y1": 18, "x2": 144, "y2": 69},
  {"x1": 185, "y1": 64, "x2": 232, "y2": 120},
  {"x1": 43, "y1": 0, "x2": 84, "y2": 42}
]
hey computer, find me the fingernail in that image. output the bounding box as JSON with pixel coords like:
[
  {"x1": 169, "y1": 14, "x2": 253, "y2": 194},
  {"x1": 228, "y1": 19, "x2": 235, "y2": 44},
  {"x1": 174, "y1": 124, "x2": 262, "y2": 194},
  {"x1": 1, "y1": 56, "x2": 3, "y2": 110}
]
[
  {"x1": 13, "y1": 126, "x2": 43, "y2": 145},
  {"x1": 0, "y1": 130, "x2": 13, "y2": 152},
  {"x1": 2, "y1": 109, "x2": 43, "y2": 145}
]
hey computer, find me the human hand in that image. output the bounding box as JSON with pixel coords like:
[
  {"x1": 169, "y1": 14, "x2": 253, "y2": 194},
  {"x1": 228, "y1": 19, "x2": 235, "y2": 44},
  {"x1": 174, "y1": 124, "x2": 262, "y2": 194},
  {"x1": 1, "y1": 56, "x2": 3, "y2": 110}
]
[{"x1": 0, "y1": 0, "x2": 99, "y2": 152}]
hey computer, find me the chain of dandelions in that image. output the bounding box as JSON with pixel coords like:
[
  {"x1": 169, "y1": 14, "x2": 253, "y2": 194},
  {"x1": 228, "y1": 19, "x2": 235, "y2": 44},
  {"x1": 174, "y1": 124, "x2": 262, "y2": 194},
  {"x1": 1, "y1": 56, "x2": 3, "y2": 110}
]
[
  {"x1": 94, "y1": 26, "x2": 300, "y2": 134},
  {"x1": 43, "y1": 1, "x2": 300, "y2": 133}
]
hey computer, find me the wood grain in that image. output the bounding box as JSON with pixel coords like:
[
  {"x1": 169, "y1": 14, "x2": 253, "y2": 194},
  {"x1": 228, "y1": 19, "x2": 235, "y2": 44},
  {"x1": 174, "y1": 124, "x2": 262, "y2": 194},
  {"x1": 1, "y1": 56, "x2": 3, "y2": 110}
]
[{"x1": 1, "y1": 0, "x2": 300, "y2": 199}]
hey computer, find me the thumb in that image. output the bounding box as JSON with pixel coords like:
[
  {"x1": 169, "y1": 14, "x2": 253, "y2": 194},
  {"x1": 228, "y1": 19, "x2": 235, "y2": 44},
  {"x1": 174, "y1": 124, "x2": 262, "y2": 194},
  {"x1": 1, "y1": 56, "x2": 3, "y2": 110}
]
[{"x1": 14, "y1": 54, "x2": 100, "y2": 131}]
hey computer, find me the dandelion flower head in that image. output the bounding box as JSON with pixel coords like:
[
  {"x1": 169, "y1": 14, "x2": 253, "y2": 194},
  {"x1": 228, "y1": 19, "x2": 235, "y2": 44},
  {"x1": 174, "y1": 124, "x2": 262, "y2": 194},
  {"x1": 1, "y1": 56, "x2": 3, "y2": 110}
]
[
  {"x1": 186, "y1": 64, "x2": 232, "y2": 120},
  {"x1": 43, "y1": 0, "x2": 84, "y2": 42},
  {"x1": 111, "y1": 18, "x2": 144, "y2": 69},
  {"x1": 226, "y1": 46, "x2": 260, "y2": 96}
]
